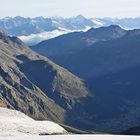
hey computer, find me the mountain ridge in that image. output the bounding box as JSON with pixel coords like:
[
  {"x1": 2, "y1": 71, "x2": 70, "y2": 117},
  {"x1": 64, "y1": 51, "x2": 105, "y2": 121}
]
[
  {"x1": 31, "y1": 25, "x2": 140, "y2": 134},
  {"x1": 31, "y1": 25, "x2": 127, "y2": 56},
  {"x1": 0, "y1": 31, "x2": 92, "y2": 130},
  {"x1": 2, "y1": 15, "x2": 140, "y2": 46},
  {"x1": 1, "y1": 15, "x2": 140, "y2": 37}
]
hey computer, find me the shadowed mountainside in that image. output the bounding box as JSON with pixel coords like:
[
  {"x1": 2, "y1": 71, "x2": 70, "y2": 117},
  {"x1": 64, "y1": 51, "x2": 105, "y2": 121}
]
[
  {"x1": 0, "y1": 32, "x2": 91, "y2": 128},
  {"x1": 31, "y1": 25, "x2": 140, "y2": 134}
]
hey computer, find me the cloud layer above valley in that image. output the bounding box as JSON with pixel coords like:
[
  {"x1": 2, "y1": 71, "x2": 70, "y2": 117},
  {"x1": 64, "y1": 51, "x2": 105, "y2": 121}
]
[{"x1": 19, "y1": 29, "x2": 69, "y2": 46}]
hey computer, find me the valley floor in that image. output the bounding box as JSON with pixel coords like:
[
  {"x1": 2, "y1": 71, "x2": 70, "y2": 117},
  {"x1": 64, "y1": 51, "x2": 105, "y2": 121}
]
[{"x1": 0, "y1": 135, "x2": 139, "y2": 140}]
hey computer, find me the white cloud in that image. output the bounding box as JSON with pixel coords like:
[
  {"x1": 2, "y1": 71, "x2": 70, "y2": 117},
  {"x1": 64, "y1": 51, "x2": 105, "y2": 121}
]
[
  {"x1": 19, "y1": 29, "x2": 70, "y2": 45},
  {"x1": 19, "y1": 27, "x2": 91, "y2": 46}
]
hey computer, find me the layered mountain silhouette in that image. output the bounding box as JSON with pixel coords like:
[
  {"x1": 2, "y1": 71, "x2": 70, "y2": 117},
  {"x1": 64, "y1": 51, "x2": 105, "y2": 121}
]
[
  {"x1": 1, "y1": 16, "x2": 140, "y2": 37},
  {"x1": 31, "y1": 25, "x2": 140, "y2": 134},
  {"x1": 31, "y1": 25, "x2": 127, "y2": 56},
  {"x1": 31, "y1": 25, "x2": 140, "y2": 78},
  {"x1": 2, "y1": 15, "x2": 140, "y2": 46},
  {"x1": 0, "y1": 15, "x2": 94, "y2": 36}
]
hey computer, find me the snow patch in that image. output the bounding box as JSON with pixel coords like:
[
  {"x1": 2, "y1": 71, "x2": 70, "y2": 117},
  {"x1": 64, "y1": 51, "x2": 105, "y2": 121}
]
[
  {"x1": 91, "y1": 19, "x2": 105, "y2": 27},
  {"x1": 0, "y1": 135, "x2": 139, "y2": 140},
  {"x1": 0, "y1": 108, "x2": 67, "y2": 136}
]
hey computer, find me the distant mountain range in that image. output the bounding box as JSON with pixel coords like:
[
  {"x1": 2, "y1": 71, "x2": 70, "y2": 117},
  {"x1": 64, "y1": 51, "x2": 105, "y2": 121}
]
[
  {"x1": 0, "y1": 15, "x2": 94, "y2": 36},
  {"x1": 1, "y1": 16, "x2": 140, "y2": 134},
  {"x1": 31, "y1": 25, "x2": 140, "y2": 134},
  {"x1": 2, "y1": 15, "x2": 140, "y2": 36},
  {"x1": 1, "y1": 15, "x2": 140, "y2": 45}
]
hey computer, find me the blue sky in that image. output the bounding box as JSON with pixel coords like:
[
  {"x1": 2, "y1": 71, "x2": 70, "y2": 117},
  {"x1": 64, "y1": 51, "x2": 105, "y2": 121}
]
[{"x1": 0, "y1": 0, "x2": 140, "y2": 18}]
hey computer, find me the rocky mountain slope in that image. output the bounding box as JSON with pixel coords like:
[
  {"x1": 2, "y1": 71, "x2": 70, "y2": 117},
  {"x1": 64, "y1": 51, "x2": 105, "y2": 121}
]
[
  {"x1": 1, "y1": 29, "x2": 140, "y2": 134},
  {"x1": 31, "y1": 25, "x2": 127, "y2": 56},
  {"x1": 0, "y1": 31, "x2": 91, "y2": 129},
  {"x1": 31, "y1": 25, "x2": 140, "y2": 78}
]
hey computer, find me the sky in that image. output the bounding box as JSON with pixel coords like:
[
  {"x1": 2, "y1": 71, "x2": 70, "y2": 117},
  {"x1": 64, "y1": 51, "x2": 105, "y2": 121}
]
[{"x1": 0, "y1": 0, "x2": 140, "y2": 18}]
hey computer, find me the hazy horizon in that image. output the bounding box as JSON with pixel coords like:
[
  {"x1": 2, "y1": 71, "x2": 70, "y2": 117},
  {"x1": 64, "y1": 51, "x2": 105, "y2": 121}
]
[
  {"x1": 0, "y1": 0, "x2": 140, "y2": 18},
  {"x1": 1, "y1": 14, "x2": 140, "y2": 20}
]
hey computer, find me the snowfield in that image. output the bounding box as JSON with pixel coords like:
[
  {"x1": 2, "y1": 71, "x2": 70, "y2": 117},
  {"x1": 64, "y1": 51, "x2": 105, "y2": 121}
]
[
  {"x1": 0, "y1": 135, "x2": 139, "y2": 140},
  {"x1": 0, "y1": 108, "x2": 140, "y2": 140},
  {"x1": 0, "y1": 108, "x2": 67, "y2": 136}
]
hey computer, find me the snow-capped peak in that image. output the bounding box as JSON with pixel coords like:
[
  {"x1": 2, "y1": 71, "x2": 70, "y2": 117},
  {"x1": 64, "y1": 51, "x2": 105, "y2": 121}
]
[{"x1": 90, "y1": 18, "x2": 105, "y2": 27}]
